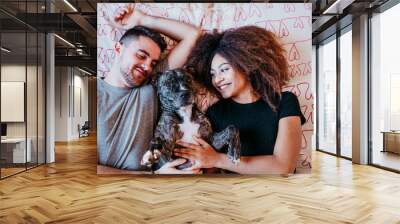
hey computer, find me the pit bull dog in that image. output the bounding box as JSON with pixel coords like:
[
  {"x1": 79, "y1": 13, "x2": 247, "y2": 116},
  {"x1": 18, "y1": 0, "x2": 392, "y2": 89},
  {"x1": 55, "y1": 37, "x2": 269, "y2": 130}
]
[{"x1": 141, "y1": 68, "x2": 240, "y2": 172}]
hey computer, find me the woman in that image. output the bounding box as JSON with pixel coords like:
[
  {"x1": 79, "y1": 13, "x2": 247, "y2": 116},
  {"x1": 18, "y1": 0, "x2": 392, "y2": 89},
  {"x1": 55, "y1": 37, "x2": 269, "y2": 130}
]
[{"x1": 175, "y1": 26, "x2": 306, "y2": 174}]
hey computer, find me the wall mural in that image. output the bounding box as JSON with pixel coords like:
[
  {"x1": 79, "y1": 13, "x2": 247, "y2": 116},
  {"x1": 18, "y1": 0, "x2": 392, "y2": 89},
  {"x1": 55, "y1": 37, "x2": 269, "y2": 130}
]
[{"x1": 97, "y1": 3, "x2": 312, "y2": 174}]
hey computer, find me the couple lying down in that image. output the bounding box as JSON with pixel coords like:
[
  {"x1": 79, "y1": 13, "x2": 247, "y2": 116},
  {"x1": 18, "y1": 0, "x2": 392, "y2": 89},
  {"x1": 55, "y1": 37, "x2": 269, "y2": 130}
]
[{"x1": 97, "y1": 5, "x2": 305, "y2": 175}]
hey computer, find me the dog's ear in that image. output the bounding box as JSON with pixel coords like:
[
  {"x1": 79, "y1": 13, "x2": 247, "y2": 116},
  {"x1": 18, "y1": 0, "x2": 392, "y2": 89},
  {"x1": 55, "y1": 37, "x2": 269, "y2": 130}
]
[
  {"x1": 181, "y1": 68, "x2": 198, "y2": 90},
  {"x1": 183, "y1": 66, "x2": 201, "y2": 88},
  {"x1": 182, "y1": 65, "x2": 194, "y2": 78}
]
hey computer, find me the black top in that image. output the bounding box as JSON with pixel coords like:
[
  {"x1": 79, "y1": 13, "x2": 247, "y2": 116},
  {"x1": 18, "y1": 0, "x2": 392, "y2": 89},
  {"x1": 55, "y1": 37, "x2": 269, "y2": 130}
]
[{"x1": 206, "y1": 91, "x2": 306, "y2": 156}]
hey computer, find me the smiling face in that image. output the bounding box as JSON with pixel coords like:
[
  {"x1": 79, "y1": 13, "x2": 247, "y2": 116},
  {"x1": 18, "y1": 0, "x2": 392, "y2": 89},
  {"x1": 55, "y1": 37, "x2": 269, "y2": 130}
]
[
  {"x1": 210, "y1": 54, "x2": 253, "y2": 100},
  {"x1": 118, "y1": 35, "x2": 161, "y2": 87}
]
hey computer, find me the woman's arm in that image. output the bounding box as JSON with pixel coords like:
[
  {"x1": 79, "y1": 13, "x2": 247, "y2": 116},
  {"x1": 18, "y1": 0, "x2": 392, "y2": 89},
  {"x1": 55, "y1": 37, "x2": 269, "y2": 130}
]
[
  {"x1": 110, "y1": 4, "x2": 201, "y2": 69},
  {"x1": 175, "y1": 116, "x2": 302, "y2": 174}
]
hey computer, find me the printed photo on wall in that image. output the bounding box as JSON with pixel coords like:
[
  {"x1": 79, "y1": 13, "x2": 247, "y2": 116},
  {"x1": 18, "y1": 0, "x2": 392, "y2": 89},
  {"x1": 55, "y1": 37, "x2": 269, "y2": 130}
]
[{"x1": 97, "y1": 3, "x2": 313, "y2": 175}]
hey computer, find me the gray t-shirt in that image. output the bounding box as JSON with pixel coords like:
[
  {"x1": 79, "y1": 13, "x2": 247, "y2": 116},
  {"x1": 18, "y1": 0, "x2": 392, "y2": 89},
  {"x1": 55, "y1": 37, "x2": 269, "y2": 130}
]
[{"x1": 97, "y1": 60, "x2": 167, "y2": 170}]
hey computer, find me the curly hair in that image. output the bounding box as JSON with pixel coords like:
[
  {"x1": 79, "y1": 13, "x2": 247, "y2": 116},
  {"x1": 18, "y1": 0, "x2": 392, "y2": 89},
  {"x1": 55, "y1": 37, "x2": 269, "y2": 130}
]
[{"x1": 186, "y1": 26, "x2": 290, "y2": 111}]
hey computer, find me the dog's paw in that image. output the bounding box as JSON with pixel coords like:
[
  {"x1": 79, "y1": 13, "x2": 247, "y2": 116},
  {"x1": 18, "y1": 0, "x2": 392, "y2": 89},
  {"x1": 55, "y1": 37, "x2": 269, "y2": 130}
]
[
  {"x1": 153, "y1": 149, "x2": 161, "y2": 161},
  {"x1": 141, "y1": 149, "x2": 161, "y2": 166},
  {"x1": 141, "y1": 150, "x2": 153, "y2": 166},
  {"x1": 228, "y1": 154, "x2": 240, "y2": 165},
  {"x1": 232, "y1": 158, "x2": 240, "y2": 165}
]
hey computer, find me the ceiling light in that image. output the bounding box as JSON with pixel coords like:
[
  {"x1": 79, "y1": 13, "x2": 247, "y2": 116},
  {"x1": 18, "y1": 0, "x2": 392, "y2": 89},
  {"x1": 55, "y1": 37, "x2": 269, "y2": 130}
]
[
  {"x1": 63, "y1": 0, "x2": 78, "y2": 12},
  {"x1": 323, "y1": 0, "x2": 341, "y2": 14},
  {"x1": 322, "y1": 0, "x2": 354, "y2": 14},
  {"x1": 54, "y1": 34, "x2": 75, "y2": 48},
  {"x1": 1, "y1": 47, "x2": 11, "y2": 53},
  {"x1": 78, "y1": 67, "x2": 92, "y2": 76}
]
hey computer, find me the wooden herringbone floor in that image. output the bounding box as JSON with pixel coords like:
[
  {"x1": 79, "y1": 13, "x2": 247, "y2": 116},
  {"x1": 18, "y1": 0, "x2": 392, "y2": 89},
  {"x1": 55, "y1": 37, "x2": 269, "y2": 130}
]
[{"x1": 1, "y1": 135, "x2": 400, "y2": 224}]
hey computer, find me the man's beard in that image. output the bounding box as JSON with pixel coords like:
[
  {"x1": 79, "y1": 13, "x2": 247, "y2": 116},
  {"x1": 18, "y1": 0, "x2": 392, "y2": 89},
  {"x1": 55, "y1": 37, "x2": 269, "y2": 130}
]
[{"x1": 121, "y1": 66, "x2": 148, "y2": 87}]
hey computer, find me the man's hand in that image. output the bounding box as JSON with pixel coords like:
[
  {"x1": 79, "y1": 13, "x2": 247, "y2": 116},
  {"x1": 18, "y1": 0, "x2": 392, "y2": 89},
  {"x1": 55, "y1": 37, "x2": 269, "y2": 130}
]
[
  {"x1": 108, "y1": 3, "x2": 145, "y2": 30},
  {"x1": 155, "y1": 158, "x2": 202, "y2": 174}
]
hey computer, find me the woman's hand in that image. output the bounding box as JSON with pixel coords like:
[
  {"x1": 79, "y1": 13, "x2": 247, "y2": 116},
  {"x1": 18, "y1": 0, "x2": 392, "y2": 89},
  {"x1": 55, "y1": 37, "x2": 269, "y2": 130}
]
[
  {"x1": 108, "y1": 4, "x2": 145, "y2": 30},
  {"x1": 174, "y1": 136, "x2": 222, "y2": 169},
  {"x1": 155, "y1": 158, "x2": 202, "y2": 174}
]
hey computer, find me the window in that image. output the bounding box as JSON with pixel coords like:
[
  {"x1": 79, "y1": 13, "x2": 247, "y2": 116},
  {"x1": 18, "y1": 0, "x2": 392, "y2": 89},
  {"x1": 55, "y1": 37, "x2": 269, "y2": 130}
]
[
  {"x1": 317, "y1": 36, "x2": 337, "y2": 154},
  {"x1": 0, "y1": 0, "x2": 47, "y2": 179},
  {"x1": 339, "y1": 27, "x2": 352, "y2": 158},
  {"x1": 370, "y1": 2, "x2": 400, "y2": 171}
]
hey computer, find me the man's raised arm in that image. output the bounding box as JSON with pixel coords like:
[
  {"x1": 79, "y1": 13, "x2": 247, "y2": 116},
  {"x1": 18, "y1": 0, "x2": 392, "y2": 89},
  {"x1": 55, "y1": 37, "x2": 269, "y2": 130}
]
[{"x1": 109, "y1": 4, "x2": 201, "y2": 69}]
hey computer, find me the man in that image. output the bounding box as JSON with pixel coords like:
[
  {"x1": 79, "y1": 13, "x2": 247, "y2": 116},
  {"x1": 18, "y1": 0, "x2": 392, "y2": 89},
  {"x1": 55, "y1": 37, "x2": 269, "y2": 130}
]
[{"x1": 98, "y1": 4, "x2": 201, "y2": 174}]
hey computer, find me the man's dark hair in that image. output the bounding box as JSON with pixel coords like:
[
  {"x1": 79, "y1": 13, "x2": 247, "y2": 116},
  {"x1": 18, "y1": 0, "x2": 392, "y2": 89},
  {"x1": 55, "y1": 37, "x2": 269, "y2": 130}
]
[{"x1": 119, "y1": 26, "x2": 167, "y2": 52}]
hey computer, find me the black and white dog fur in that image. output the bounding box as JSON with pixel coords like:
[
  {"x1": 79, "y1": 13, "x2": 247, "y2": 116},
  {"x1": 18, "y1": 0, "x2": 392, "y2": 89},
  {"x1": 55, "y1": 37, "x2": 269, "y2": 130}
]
[{"x1": 141, "y1": 68, "x2": 241, "y2": 171}]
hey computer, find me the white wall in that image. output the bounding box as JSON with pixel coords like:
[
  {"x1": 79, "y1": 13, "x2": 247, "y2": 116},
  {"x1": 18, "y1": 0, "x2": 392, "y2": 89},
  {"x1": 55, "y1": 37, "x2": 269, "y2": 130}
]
[
  {"x1": 1, "y1": 65, "x2": 37, "y2": 138},
  {"x1": 1, "y1": 64, "x2": 45, "y2": 164},
  {"x1": 1, "y1": 65, "x2": 26, "y2": 139},
  {"x1": 72, "y1": 73, "x2": 89, "y2": 138},
  {"x1": 55, "y1": 66, "x2": 69, "y2": 141},
  {"x1": 54, "y1": 67, "x2": 89, "y2": 141}
]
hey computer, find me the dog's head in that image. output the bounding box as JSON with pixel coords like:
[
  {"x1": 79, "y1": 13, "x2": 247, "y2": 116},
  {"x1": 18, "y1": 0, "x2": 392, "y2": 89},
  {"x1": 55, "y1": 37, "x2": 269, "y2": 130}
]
[{"x1": 156, "y1": 69, "x2": 195, "y2": 111}]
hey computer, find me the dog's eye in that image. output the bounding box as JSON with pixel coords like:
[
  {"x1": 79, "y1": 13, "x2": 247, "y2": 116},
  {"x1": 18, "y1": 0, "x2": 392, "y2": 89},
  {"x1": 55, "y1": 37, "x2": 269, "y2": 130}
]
[
  {"x1": 185, "y1": 77, "x2": 192, "y2": 83},
  {"x1": 172, "y1": 85, "x2": 180, "y2": 92},
  {"x1": 180, "y1": 84, "x2": 188, "y2": 91}
]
